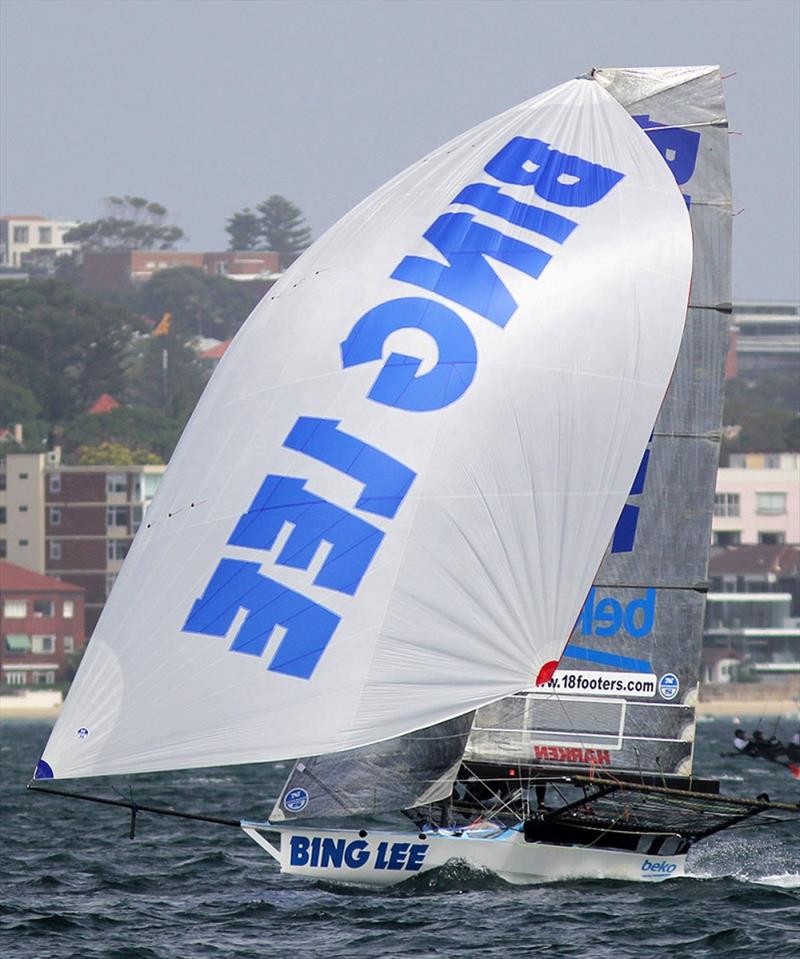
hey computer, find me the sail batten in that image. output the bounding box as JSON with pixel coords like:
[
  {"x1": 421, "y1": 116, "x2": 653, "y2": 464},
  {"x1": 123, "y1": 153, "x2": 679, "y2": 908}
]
[{"x1": 38, "y1": 76, "x2": 693, "y2": 782}]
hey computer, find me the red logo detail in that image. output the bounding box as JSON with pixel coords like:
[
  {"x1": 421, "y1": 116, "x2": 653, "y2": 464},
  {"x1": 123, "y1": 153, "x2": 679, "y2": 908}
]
[{"x1": 535, "y1": 661, "x2": 559, "y2": 686}]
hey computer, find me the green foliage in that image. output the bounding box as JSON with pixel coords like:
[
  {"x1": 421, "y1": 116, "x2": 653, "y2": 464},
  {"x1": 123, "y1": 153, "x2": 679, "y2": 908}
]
[
  {"x1": 225, "y1": 195, "x2": 312, "y2": 267},
  {"x1": 138, "y1": 266, "x2": 260, "y2": 340},
  {"x1": 75, "y1": 441, "x2": 163, "y2": 465},
  {"x1": 63, "y1": 407, "x2": 179, "y2": 462},
  {"x1": 723, "y1": 368, "x2": 800, "y2": 454},
  {"x1": 226, "y1": 208, "x2": 262, "y2": 251},
  {"x1": 0, "y1": 279, "x2": 145, "y2": 423},
  {"x1": 124, "y1": 334, "x2": 209, "y2": 424},
  {"x1": 64, "y1": 195, "x2": 185, "y2": 250}
]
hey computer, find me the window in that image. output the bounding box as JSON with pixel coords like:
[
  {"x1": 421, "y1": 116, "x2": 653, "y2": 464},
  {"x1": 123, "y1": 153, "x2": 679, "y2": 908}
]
[
  {"x1": 19, "y1": 539, "x2": 29, "y2": 547},
  {"x1": 714, "y1": 530, "x2": 741, "y2": 546},
  {"x1": 106, "y1": 572, "x2": 118, "y2": 596},
  {"x1": 3, "y1": 599, "x2": 26, "y2": 618},
  {"x1": 33, "y1": 600, "x2": 54, "y2": 618},
  {"x1": 758, "y1": 531, "x2": 786, "y2": 544},
  {"x1": 38, "y1": 226, "x2": 52, "y2": 244},
  {"x1": 0, "y1": 507, "x2": 5, "y2": 523},
  {"x1": 19, "y1": 472, "x2": 28, "y2": 479},
  {"x1": 106, "y1": 472, "x2": 127, "y2": 494},
  {"x1": 13, "y1": 226, "x2": 29, "y2": 243},
  {"x1": 756, "y1": 492, "x2": 787, "y2": 515},
  {"x1": 33, "y1": 671, "x2": 55, "y2": 685},
  {"x1": 764, "y1": 454, "x2": 781, "y2": 469},
  {"x1": 144, "y1": 473, "x2": 161, "y2": 499},
  {"x1": 106, "y1": 506, "x2": 128, "y2": 527},
  {"x1": 32, "y1": 635, "x2": 55, "y2": 654},
  {"x1": 107, "y1": 539, "x2": 130, "y2": 561},
  {"x1": 49, "y1": 506, "x2": 61, "y2": 526},
  {"x1": 215, "y1": 261, "x2": 228, "y2": 275},
  {"x1": 19, "y1": 504, "x2": 28, "y2": 512},
  {"x1": 713, "y1": 493, "x2": 740, "y2": 517},
  {"x1": 6, "y1": 671, "x2": 26, "y2": 685},
  {"x1": 63, "y1": 600, "x2": 74, "y2": 618},
  {"x1": 0, "y1": 539, "x2": 6, "y2": 559},
  {"x1": 63, "y1": 635, "x2": 74, "y2": 653},
  {"x1": 49, "y1": 540, "x2": 62, "y2": 561},
  {"x1": 132, "y1": 505, "x2": 143, "y2": 531},
  {"x1": 4, "y1": 634, "x2": 31, "y2": 652},
  {"x1": 49, "y1": 474, "x2": 61, "y2": 493}
]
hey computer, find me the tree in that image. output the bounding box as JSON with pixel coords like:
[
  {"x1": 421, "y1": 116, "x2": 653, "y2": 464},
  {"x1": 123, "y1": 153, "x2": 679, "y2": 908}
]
[
  {"x1": 62, "y1": 407, "x2": 180, "y2": 462},
  {"x1": 124, "y1": 333, "x2": 209, "y2": 424},
  {"x1": 138, "y1": 266, "x2": 261, "y2": 340},
  {"x1": 257, "y1": 195, "x2": 312, "y2": 267},
  {"x1": 226, "y1": 208, "x2": 262, "y2": 251},
  {"x1": 64, "y1": 195, "x2": 185, "y2": 250},
  {"x1": 75, "y1": 441, "x2": 162, "y2": 465},
  {"x1": 0, "y1": 279, "x2": 145, "y2": 424}
]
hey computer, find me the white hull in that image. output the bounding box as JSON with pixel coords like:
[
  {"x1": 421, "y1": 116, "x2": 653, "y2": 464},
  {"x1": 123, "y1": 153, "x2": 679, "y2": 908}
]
[{"x1": 242, "y1": 822, "x2": 686, "y2": 888}]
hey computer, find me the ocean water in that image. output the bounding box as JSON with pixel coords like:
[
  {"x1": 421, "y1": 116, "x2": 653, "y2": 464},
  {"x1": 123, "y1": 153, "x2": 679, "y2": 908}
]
[{"x1": 1, "y1": 718, "x2": 798, "y2": 959}]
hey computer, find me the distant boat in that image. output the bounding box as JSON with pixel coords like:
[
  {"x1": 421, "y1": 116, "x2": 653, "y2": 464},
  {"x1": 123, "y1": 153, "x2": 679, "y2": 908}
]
[{"x1": 31, "y1": 65, "x2": 797, "y2": 886}]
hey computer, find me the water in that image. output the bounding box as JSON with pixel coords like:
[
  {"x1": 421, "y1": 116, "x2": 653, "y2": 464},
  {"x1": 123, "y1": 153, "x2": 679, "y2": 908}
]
[{"x1": 2, "y1": 718, "x2": 798, "y2": 958}]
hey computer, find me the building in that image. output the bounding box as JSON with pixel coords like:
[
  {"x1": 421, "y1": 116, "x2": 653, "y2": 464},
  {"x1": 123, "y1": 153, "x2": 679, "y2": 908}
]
[
  {"x1": 704, "y1": 544, "x2": 800, "y2": 682},
  {"x1": 82, "y1": 250, "x2": 282, "y2": 291},
  {"x1": 0, "y1": 560, "x2": 86, "y2": 686},
  {"x1": 0, "y1": 215, "x2": 80, "y2": 269},
  {"x1": 712, "y1": 452, "x2": 800, "y2": 546},
  {"x1": 0, "y1": 451, "x2": 164, "y2": 633},
  {"x1": 726, "y1": 301, "x2": 800, "y2": 379}
]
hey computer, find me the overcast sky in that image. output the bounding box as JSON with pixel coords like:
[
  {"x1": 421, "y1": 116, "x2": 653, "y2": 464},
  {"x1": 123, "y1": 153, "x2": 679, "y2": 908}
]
[{"x1": 2, "y1": 0, "x2": 798, "y2": 300}]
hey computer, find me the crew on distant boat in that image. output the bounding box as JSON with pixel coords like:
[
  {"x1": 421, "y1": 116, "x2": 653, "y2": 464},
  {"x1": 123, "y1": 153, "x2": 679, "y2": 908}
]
[{"x1": 733, "y1": 729, "x2": 758, "y2": 755}]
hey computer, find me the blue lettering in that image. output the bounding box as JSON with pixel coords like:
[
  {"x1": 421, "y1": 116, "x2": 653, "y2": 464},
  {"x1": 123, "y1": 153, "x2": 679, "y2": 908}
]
[
  {"x1": 580, "y1": 587, "x2": 656, "y2": 638},
  {"x1": 594, "y1": 597, "x2": 623, "y2": 637},
  {"x1": 290, "y1": 835, "x2": 310, "y2": 866},
  {"x1": 406, "y1": 844, "x2": 428, "y2": 871},
  {"x1": 485, "y1": 137, "x2": 624, "y2": 207},
  {"x1": 392, "y1": 212, "x2": 550, "y2": 328},
  {"x1": 387, "y1": 842, "x2": 410, "y2": 870},
  {"x1": 453, "y1": 182, "x2": 578, "y2": 244},
  {"x1": 341, "y1": 297, "x2": 477, "y2": 411},
  {"x1": 375, "y1": 840, "x2": 389, "y2": 870},
  {"x1": 611, "y1": 447, "x2": 651, "y2": 554},
  {"x1": 183, "y1": 559, "x2": 340, "y2": 679},
  {"x1": 624, "y1": 589, "x2": 656, "y2": 638},
  {"x1": 229, "y1": 475, "x2": 383, "y2": 596},
  {"x1": 344, "y1": 840, "x2": 370, "y2": 869},
  {"x1": 633, "y1": 115, "x2": 699, "y2": 204},
  {"x1": 284, "y1": 417, "x2": 416, "y2": 519},
  {"x1": 320, "y1": 837, "x2": 345, "y2": 868}
]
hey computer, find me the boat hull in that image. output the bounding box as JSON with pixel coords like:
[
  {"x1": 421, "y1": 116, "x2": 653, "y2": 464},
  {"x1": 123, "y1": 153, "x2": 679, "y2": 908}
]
[{"x1": 241, "y1": 823, "x2": 686, "y2": 887}]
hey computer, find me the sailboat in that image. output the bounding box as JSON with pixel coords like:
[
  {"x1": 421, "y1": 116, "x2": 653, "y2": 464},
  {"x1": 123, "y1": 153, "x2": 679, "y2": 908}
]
[{"x1": 31, "y1": 65, "x2": 797, "y2": 886}]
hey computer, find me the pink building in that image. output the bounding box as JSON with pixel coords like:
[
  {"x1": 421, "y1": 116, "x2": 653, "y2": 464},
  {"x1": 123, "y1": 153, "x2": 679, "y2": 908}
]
[{"x1": 713, "y1": 452, "x2": 800, "y2": 546}]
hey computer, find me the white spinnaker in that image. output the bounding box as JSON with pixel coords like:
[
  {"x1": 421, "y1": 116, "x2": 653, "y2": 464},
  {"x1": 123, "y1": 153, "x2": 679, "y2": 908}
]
[{"x1": 39, "y1": 78, "x2": 692, "y2": 780}]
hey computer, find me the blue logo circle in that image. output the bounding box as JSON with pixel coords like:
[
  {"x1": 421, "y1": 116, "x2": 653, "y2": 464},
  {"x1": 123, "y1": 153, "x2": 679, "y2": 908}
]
[
  {"x1": 658, "y1": 673, "x2": 679, "y2": 700},
  {"x1": 283, "y1": 787, "x2": 309, "y2": 812}
]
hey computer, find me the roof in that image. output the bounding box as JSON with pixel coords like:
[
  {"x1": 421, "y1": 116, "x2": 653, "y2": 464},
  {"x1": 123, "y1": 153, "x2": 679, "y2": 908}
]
[
  {"x1": 0, "y1": 214, "x2": 48, "y2": 221},
  {"x1": 200, "y1": 340, "x2": 231, "y2": 360},
  {"x1": 0, "y1": 560, "x2": 84, "y2": 595},
  {"x1": 701, "y1": 648, "x2": 742, "y2": 665},
  {"x1": 709, "y1": 545, "x2": 800, "y2": 578},
  {"x1": 88, "y1": 393, "x2": 120, "y2": 414}
]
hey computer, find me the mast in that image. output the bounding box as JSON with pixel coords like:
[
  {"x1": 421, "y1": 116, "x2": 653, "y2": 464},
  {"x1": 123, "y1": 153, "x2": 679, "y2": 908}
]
[{"x1": 466, "y1": 66, "x2": 732, "y2": 778}]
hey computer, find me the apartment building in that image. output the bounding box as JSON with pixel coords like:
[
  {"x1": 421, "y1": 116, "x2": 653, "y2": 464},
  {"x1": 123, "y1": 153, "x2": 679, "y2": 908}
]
[
  {"x1": 0, "y1": 451, "x2": 164, "y2": 634},
  {"x1": 0, "y1": 215, "x2": 80, "y2": 269},
  {"x1": 82, "y1": 250, "x2": 282, "y2": 291},
  {"x1": 0, "y1": 560, "x2": 86, "y2": 686},
  {"x1": 712, "y1": 452, "x2": 800, "y2": 546}
]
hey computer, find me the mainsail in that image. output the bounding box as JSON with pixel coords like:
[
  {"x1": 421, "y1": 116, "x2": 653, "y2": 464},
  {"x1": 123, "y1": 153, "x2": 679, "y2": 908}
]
[
  {"x1": 37, "y1": 77, "x2": 692, "y2": 783},
  {"x1": 466, "y1": 66, "x2": 731, "y2": 777}
]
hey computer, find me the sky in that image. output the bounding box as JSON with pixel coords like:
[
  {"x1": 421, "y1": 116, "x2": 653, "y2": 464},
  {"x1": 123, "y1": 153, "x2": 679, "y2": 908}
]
[{"x1": 1, "y1": 0, "x2": 798, "y2": 300}]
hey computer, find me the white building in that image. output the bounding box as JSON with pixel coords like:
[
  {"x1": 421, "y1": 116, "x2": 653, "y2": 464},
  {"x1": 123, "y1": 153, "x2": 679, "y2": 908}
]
[{"x1": 0, "y1": 215, "x2": 80, "y2": 269}]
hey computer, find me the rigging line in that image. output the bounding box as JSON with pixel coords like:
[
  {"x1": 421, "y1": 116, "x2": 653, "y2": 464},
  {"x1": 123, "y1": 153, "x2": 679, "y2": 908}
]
[
  {"x1": 27, "y1": 783, "x2": 242, "y2": 828},
  {"x1": 589, "y1": 581, "x2": 708, "y2": 592}
]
